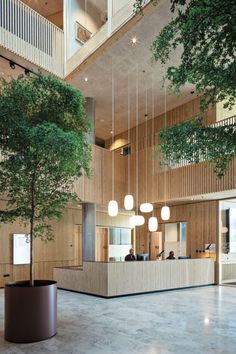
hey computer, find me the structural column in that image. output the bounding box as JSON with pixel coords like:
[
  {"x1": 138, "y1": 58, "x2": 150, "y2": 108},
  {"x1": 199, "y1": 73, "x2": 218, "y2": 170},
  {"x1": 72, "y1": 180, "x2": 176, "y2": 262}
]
[
  {"x1": 82, "y1": 203, "x2": 96, "y2": 261},
  {"x1": 85, "y1": 97, "x2": 95, "y2": 144}
]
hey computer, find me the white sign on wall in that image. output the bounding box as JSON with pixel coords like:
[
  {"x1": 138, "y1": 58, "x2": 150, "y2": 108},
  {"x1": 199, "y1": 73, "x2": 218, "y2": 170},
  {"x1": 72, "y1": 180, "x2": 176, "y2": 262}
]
[{"x1": 13, "y1": 234, "x2": 31, "y2": 265}]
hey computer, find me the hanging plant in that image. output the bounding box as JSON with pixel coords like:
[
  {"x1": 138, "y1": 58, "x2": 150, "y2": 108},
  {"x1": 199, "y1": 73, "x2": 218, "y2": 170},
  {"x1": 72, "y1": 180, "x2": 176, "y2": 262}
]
[{"x1": 158, "y1": 117, "x2": 236, "y2": 178}]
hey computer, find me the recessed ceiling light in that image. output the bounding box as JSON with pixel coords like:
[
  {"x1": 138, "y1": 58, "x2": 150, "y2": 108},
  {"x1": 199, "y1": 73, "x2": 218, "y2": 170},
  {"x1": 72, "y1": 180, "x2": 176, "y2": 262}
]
[
  {"x1": 84, "y1": 77, "x2": 88, "y2": 82},
  {"x1": 110, "y1": 130, "x2": 113, "y2": 134},
  {"x1": 131, "y1": 37, "x2": 137, "y2": 45},
  {"x1": 100, "y1": 119, "x2": 104, "y2": 122}
]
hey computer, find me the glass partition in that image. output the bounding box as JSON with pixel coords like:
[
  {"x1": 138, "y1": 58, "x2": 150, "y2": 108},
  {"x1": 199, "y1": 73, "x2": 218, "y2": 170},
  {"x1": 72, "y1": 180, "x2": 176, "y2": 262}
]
[
  {"x1": 220, "y1": 200, "x2": 236, "y2": 285},
  {"x1": 164, "y1": 222, "x2": 187, "y2": 259},
  {"x1": 96, "y1": 227, "x2": 133, "y2": 262}
]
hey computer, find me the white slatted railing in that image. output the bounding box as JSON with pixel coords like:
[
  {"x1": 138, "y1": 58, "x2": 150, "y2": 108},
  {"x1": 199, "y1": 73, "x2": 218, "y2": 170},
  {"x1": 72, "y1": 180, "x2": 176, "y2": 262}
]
[
  {"x1": 0, "y1": 0, "x2": 64, "y2": 77},
  {"x1": 169, "y1": 115, "x2": 236, "y2": 169}
]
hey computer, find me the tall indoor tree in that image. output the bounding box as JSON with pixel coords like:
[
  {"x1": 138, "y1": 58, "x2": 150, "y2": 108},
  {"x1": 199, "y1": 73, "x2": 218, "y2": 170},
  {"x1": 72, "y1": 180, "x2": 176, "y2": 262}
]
[
  {"x1": 134, "y1": 0, "x2": 236, "y2": 177},
  {"x1": 0, "y1": 74, "x2": 91, "y2": 286}
]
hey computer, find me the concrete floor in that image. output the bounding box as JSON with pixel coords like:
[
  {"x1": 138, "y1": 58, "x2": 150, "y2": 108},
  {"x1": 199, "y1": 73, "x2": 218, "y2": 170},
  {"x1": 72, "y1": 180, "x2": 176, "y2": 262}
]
[{"x1": 0, "y1": 286, "x2": 235, "y2": 354}]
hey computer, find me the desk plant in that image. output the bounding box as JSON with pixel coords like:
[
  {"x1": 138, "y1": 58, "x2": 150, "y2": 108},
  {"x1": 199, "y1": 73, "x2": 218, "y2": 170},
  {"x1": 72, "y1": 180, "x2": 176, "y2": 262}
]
[{"x1": 0, "y1": 73, "x2": 91, "y2": 342}]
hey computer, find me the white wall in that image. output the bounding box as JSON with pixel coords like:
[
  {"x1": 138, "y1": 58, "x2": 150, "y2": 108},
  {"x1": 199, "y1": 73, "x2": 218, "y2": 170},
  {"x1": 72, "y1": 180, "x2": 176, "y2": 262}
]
[
  {"x1": 165, "y1": 223, "x2": 178, "y2": 242},
  {"x1": 112, "y1": 0, "x2": 130, "y2": 15},
  {"x1": 64, "y1": 0, "x2": 104, "y2": 59}
]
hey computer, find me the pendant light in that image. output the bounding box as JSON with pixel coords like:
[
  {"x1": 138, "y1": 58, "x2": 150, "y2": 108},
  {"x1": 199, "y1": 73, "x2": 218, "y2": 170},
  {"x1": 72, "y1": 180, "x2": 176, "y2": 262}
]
[
  {"x1": 161, "y1": 85, "x2": 170, "y2": 221},
  {"x1": 149, "y1": 217, "x2": 158, "y2": 232},
  {"x1": 124, "y1": 72, "x2": 134, "y2": 210},
  {"x1": 108, "y1": 59, "x2": 118, "y2": 217},
  {"x1": 148, "y1": 77, "x2": 158, "y2": 231},
  {"x1": 129, "y1": 64, "x2": 144, "y2": 227},
  {"x1": 140, "y1": 78, "x2": 153, "y2": 213}
]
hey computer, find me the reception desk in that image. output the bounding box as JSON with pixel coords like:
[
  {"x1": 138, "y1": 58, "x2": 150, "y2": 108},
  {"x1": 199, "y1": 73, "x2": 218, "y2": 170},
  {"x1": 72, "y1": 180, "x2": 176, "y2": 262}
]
[{"x1": 54, "y1": 259, "x2": 214, "y2": 298}]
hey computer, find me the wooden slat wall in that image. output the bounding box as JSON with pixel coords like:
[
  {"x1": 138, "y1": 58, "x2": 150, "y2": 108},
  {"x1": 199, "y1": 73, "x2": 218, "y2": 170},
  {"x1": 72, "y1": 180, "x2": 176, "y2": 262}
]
[
  {"x1": 135, "y1": 201, "x2": 218, "y2": 259},
  {"x1": 105, "y1": 96, "x2": 216, "y2": 149},
  {"x1": 74, "y1": 145, "x2": 127, "y2": 206},
  {"x1": 0, "y1": 204, "x2": 132, "y2": 287},
  {"x1": 102, "y1": 96, "x2": 236, "y2": 204}
]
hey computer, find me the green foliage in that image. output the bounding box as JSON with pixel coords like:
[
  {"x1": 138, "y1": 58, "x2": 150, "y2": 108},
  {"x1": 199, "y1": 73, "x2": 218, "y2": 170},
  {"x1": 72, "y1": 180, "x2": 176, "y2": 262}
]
[
  {"x1": 133, "y1": 0, "x2": 158, "y2": 14},
  {"x1": 134, "y1": 0, "x2": 236, "y2": 110},
  {"x1": 134, "y1": 0, "x2": 236, "y2": 177},
  {"x1": 158, "y1": 117, "x2": 236, "y2": 178},
  {"x1": 0, "y1": 74, "x2": 91, "y2": 241}
]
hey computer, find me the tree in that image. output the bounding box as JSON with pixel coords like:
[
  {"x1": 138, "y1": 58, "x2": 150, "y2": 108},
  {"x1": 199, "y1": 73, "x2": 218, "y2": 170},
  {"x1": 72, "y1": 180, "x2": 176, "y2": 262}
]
[
  {"x1": 134, "y1": 0, "x2": 236, "y2": 176},
  {"x1": 0, "y1": 74, "x2": 91, "y2": 285}
]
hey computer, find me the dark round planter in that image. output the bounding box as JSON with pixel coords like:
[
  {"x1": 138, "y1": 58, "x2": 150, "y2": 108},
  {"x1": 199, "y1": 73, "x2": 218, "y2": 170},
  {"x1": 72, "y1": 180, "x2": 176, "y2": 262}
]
[{"x1": 5, "y1": 280, "x2": 57, "y2": 343}]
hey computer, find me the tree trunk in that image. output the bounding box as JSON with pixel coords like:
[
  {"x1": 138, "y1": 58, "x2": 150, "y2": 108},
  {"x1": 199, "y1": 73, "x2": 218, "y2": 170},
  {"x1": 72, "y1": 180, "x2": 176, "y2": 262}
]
[{"x1": 30, "y1": 216, "x2": 34, "y2": 287}]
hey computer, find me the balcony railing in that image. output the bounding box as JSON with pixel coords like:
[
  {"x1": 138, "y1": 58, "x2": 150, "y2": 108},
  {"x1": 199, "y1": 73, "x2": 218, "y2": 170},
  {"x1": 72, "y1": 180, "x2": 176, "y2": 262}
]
[
  {"x1": 0, "y1": 0, "x2": 64, "y2": 77},
  {"x1": 169, "y1": 115, "x2": 236, "y2": 169}
]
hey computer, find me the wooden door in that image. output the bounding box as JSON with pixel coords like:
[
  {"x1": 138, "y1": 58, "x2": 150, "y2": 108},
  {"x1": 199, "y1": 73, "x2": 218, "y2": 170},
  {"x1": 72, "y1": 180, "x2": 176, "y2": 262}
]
[
  {"x1": 150, "y1": 232, "x2": 163, "y2": 260},
  {"x1": 96, "y1": 228, "x2": 108, "y2": 261},
  {"x1": 74, "y1": 225, "x2": 82, "y2": 266}
]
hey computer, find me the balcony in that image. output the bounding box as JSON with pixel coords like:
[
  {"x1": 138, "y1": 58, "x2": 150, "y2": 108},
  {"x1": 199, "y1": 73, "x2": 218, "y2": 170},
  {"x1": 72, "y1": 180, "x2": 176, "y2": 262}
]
[{"x1": 0, "y1": 0, "x2": 64, "y2": 77}]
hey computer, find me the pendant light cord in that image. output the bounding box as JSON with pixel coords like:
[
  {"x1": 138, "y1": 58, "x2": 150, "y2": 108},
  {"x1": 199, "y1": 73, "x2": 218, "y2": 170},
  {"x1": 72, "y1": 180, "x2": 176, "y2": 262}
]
[
  {"x1": 164, "y1": 84, "x2": 167, "y2": 206},
  {"x1": 151, "y1": 77, "x2": 154, "y2": 216},
  {"x1": 112, "y1": 59, "x2": 115, "y2": 200},
  {"x1": 145, "y1": 78, "x2": 148, "y2": 203},
  {"x1": 128, "y1": 72, "x2": 130, "y2": 195},
  {"x1": 136, "y1": 64, "x2": 139, "y2": 214}
]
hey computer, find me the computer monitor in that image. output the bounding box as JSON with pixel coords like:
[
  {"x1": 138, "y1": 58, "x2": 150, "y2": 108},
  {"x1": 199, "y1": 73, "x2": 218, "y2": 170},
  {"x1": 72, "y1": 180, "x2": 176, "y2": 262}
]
[
  {"x1": 137, "y1": 253, "x2": 149, "y2": 261},
  {"x1": 178, "y1": 256, "x2": 189, "y2": 259}
]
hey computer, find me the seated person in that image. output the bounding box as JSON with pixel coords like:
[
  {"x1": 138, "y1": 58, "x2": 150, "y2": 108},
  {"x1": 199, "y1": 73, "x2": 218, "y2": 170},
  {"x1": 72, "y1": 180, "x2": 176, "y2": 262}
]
[
  {"x1": 166, "y1": 251, "x2": 175, "y2": 260},
  {"x1": 125, "y1": 248, "x2": 136, "y2": 261}
]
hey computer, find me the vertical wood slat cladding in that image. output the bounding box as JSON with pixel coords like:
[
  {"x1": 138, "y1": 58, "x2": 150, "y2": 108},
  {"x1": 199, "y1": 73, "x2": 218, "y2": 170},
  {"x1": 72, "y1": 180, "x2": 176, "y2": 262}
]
[
  {"x1": 74, "y1": 145, "x2": 127, "y2": 206},
  {"x1": 101, "y1": 96, "x2": 235, "y2": 204},
  {"x1": 105, "y1": 96, "x2": 216, "y2": 149},
  {"x1": 0, "y1": 204, "x2": 132, "y2": 286},
  {"x1": 74, "y1": 98, "x2": 234, "y2": 205},
  {"x1": 135, "y1": 201, "x2": 218, "y2": 260}
]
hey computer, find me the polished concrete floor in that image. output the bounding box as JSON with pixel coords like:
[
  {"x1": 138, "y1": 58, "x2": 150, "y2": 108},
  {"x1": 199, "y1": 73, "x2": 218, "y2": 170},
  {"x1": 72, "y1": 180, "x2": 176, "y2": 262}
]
[{"x1": 0, "y1": 286, "x2": 236, "y2": 354}]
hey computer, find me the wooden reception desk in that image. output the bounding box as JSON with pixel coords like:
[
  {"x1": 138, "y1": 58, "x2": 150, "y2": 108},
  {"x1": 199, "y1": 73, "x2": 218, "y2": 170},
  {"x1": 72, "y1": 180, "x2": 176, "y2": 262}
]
[{"x1": 54, "y1": 259, "x2": 214, "y2": 298}]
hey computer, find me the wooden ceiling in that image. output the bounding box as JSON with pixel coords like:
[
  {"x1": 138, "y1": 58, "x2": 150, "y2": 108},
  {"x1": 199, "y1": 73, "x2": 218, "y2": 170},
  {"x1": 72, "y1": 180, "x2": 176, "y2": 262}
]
[{"x1": 21, "y1": 0, "x2": 63, "y2": 17}]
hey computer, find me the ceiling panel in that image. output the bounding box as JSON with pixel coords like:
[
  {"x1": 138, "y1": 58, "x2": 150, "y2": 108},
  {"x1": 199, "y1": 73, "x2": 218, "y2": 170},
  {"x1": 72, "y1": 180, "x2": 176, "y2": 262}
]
[
  {"x1": 21, "y1": 0, "x2": 63, "y2": 17},
  {"x1": 67, "y1": 0, "x2": 196, "y2": 140}
]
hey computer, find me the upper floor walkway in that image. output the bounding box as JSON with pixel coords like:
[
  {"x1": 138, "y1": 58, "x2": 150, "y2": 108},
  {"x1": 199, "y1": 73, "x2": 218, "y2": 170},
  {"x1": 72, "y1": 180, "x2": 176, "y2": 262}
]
[{"x1": 0, "y1": 0, "x2": 144, "y2": 78}]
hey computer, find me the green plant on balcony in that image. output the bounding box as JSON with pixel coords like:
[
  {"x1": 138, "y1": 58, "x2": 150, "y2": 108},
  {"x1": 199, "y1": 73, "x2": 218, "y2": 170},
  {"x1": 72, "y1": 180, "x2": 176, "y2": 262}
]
[
  {"x1": 134, "y1": 0, "x2": 236, "y2": 176},
  {"x1": 0, "y1": 73, "x2": 91, "y2": 286},
  {"x1": 159, "y1": 117, "x2": 236, "y2": 178}
]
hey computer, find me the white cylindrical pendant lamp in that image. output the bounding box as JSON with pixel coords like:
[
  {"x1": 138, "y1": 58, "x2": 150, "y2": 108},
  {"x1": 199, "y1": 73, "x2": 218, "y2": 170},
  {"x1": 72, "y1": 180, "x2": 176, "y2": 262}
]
[
  {"x1": 129, "y1": 215, "x2": 145, "y2": 227},
  {"x1": 161, "y1": 205, "x2": 170, "y2": 221},
  {"x1": 108, "y1": 200, "x2": 118, "y2": 217},
  {"x1": 124, "y1": 194, "x2": 134, "y2": 210},
  {"x1": 140, "y1": 202, "x2": 153, "y2": 213},
  {"x1": 148, "y1": 217, "x2": 158, "y2": 232}
]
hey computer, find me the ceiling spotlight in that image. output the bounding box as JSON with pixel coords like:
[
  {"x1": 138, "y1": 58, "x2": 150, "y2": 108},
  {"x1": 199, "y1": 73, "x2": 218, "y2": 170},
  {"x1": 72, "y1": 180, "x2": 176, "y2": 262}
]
[
  {"x1": 110, "y1": 130, "x2": 113, "y2": 134},
  {"x1": 84, "y1": 77, "x2": 88, "y2": 82},
  {"x1": 131, "y1": 37, "x2": 137, "y2": 45},
  {"x1": 9, "y1": 61, "x2": 15, "y2": 69},
  {"x1": 24, "y1": 69, "x2": 30, "y2": 77},
  {"x1": 100, "y1": 119, "x2": 104, "y2": 122}
]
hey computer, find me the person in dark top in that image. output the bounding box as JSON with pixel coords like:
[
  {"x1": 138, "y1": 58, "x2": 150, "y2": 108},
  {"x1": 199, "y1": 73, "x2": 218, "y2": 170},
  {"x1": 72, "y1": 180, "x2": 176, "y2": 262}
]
[
  {"x1": 125, "y1": 248, "x2": 136, "y2": 261},
  {"x1": 166, "y1": 251, "x2": 175, "y2": 260}
]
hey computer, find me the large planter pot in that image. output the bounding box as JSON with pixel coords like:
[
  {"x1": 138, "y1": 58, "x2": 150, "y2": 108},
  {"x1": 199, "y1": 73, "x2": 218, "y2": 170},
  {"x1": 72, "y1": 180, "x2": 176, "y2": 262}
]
[{"x1": 5, "y1": 280, "x2": 57, "y2": 343}]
